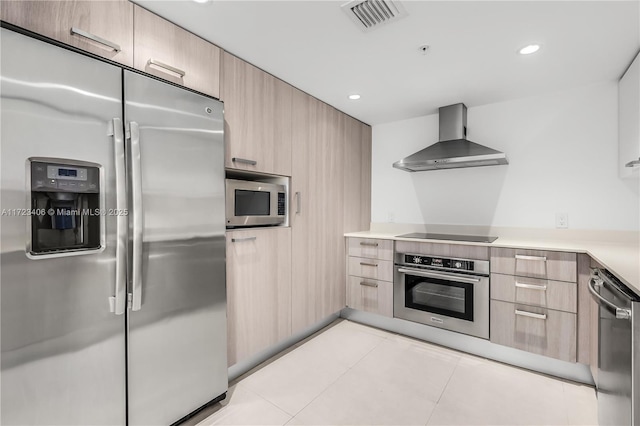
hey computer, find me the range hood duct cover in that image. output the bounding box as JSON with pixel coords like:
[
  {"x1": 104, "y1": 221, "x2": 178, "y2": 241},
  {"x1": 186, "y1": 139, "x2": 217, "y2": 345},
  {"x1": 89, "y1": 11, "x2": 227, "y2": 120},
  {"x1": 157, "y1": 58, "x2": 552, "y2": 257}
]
[{"x1": 393, "y1": 103, "x2": 508, "y2": 172}]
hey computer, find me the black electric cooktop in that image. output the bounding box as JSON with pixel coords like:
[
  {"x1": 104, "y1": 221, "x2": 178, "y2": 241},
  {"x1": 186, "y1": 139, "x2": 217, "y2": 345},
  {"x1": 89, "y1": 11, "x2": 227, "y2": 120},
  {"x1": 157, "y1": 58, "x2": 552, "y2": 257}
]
[{"x1": 397, "y1": 232, "x2": 499, "y2": 243}]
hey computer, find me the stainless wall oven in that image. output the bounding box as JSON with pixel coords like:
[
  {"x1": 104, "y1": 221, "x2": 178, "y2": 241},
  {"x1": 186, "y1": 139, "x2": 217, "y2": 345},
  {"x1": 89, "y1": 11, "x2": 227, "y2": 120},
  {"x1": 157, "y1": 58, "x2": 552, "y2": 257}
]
[{"x1": 394, "y1": 253, "x2": 489, "y2": 339}]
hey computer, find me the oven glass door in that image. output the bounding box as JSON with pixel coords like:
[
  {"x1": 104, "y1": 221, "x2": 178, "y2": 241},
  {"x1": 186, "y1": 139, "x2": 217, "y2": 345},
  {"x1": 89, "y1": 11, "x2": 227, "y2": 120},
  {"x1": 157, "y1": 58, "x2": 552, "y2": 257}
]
[{"x1": 404, "y1": 273, "x2": 474, "y2": 321}]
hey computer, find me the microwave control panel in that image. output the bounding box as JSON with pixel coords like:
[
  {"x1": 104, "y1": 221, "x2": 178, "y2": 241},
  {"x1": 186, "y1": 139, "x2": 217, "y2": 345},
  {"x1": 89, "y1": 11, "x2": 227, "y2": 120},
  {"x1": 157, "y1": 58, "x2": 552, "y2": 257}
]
[{"x1": 278, "y1": 192, "x2": 285, "y2": 216}]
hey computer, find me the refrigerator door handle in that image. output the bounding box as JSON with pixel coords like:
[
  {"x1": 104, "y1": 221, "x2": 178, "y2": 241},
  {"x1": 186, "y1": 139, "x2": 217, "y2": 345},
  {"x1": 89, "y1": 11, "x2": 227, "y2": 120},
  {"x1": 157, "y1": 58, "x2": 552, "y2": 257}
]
[
  {"x1": 112, "y1": 118, "x2": 127, "y2": 315},
  {"x1": 129, "y1": 121, "x2": 143, "y2": 311}
]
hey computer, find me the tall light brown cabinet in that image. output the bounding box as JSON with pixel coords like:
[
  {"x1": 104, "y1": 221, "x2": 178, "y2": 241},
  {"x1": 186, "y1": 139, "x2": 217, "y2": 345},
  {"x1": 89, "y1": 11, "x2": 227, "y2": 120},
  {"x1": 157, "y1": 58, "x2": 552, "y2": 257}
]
[
  {"x1": 291, "y1": 89, "x2": 345, "y2": 334},
  {"x1": 223, "y1": 67, "x2": 371, "y2": 362}
]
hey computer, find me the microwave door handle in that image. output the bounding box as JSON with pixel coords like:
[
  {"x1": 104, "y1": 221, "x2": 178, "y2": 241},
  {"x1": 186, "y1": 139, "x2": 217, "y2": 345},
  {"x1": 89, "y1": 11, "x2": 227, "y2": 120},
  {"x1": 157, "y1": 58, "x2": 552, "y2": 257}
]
[
  {"x1": 111, "y1": 118, "x2": 127, "y2": 315},
  {"x1": 128, "y1": 121, "x2": 143, "y2": 312},
  {"x1": 397, "y1": 268, "x2": 481, "y2": 283}
]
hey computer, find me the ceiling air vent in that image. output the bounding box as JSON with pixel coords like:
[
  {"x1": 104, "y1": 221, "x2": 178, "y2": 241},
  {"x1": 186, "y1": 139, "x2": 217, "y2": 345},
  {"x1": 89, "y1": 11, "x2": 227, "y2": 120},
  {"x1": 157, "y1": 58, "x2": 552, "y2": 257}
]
[{"x1": 342, "y1": 0, "x2": 407, "y2": 32}]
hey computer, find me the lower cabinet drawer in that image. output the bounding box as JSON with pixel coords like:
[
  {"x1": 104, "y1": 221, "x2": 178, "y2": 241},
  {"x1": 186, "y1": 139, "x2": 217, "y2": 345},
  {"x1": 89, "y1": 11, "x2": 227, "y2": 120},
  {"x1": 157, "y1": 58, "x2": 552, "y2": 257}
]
[
  {"x1": 490, "y1": 273, "x2": 577, "y2": 313},
  {"x1": 348, "y1": 256, "x2": 393, "y2": 282},
  {"x1": 346, "y1": 276, "x2": 393, "y2": 318},
  {"x1": 490, "y1": 300, "x2": 577, "y2": 362}
]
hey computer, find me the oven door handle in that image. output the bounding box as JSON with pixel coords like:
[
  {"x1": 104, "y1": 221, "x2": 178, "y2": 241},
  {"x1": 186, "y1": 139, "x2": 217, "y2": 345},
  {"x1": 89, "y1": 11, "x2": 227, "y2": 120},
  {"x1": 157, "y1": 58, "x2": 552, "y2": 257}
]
[{"x1": 397, "y1": 268, "x2": 481, "y2": 283}]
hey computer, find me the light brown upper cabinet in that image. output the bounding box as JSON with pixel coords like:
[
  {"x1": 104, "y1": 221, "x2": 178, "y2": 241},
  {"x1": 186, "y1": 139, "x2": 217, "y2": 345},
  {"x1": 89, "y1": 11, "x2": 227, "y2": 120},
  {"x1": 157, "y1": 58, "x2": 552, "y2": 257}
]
[
  {"x1": 221, "y1": 52, "x2": 293, "y2": 176},
  {"x1": 133, "y1": 5, "x2": 220, "y2": 98},
  {"x1": 1, "y1": 0, "x2": 134, "y2": 66}
]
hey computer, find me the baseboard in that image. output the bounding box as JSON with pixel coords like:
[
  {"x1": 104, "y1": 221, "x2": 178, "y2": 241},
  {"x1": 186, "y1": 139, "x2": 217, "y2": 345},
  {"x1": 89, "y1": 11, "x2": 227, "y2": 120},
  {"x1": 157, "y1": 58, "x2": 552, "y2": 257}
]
[
  {"x1": 340, "y1": 307, "x2": 595, "y2": 385},
  {"x1": 227, "y1": 312, "x2": 341, "y2": 383}
]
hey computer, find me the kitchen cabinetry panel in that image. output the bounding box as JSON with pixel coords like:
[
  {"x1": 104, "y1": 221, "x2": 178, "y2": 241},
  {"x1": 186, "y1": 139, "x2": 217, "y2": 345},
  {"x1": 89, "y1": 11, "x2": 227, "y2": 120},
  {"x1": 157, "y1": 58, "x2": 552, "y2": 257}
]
[
  {"x1": 490, "y1": 273, "x2": 577, "y2": 313},
  {"x1": 346, "y1": 237, "x2": 393, "y2": 318},
  {"x1": 395, "y1": 241, "x2": 489, "y2": 261},
  {"x1": 221, "y1": 52, "x2": 292, "y2": 176},
  {"x1": 348, "y1": 256, "x2": 393, "y2": 282},
  {"x1": 347, "y1": 238, "x2": 393, "y2": 260},
  {"x1": 1, "y1": 0, "x2": 133, "y2": 66},
  {"x1": 491, "y1": 248, "x2": 577, "y2": 282},
  {"x1": 490, "y1": 299, "x2": 577, "y2": 362},
  {"x1": 619, "y1": 51, "x2": 640, "y2": 178},
  {"x1": 226, "y1": 227, "x2": 291, "y2": 366},
  {"x1": 346, "y1": 276, "x2": 393, "y2": 318},
  {"x1": 291, "y1": 89, "x2": 345, "y2": 333},
  {"x1": 576, "y1": 254, "x2": 593, "y2": 365},
  {"x1": 133, "y1": 5, "x2": 220, "y2": 98},
  {"x1": 343, "y1": 114, "x2": 372, "y2": 232}
]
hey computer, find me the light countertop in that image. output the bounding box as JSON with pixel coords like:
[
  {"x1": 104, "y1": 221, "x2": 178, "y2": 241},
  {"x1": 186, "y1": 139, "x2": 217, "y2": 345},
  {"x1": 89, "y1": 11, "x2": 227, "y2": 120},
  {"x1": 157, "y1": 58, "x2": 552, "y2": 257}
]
[{"x1": 345, "y1": 224, "x2": 640, "y2": 296}]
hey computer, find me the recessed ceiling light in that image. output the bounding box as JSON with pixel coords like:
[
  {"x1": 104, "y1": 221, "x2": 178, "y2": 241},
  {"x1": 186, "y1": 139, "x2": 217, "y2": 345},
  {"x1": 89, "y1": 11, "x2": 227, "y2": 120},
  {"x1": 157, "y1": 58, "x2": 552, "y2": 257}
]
[
  {"x1": 193, "y1": 0, "x2": 210, "y2": 3},
  {"x1": 519, "y1": 44, "x2": 541, "y2": 55},
  {"x1": 348, "y1": 94, "x2": 361, "y2": 100}
]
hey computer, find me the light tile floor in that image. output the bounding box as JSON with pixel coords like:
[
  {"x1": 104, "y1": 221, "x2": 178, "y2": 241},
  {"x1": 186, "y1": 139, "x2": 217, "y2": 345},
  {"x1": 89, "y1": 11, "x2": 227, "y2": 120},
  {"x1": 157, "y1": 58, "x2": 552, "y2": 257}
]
[{"x1": 191, "y1": 319, "x2": 597, "y2": 426}]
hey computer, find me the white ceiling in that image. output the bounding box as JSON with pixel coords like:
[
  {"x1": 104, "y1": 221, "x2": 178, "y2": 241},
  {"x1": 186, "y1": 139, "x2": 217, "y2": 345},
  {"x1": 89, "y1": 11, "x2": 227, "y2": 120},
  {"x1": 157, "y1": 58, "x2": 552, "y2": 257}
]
[{"x1": 135, "y1": 0, "x2": 640, "y2": 125}]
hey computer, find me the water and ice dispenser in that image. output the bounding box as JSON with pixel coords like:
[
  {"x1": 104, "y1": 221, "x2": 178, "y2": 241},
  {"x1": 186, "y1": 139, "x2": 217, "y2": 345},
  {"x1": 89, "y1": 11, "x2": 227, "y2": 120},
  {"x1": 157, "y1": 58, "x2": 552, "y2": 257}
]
[{"x1": 29, "y1": 160, "x2": 101, "y2": 255}]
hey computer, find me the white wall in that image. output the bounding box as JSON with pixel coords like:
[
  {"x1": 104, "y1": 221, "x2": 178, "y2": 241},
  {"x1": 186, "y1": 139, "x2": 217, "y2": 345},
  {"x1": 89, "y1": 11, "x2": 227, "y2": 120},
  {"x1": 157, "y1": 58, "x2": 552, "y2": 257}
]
[{"x1": 372, "y1": 82, "x2": 640, "y2": 231}]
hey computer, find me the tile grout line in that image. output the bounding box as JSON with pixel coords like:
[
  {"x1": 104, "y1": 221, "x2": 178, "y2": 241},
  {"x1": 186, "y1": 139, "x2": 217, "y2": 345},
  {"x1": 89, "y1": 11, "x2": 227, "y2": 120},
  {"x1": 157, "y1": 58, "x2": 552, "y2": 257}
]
[
  {"x1": 234, "y1": 382, "x2": 295, "y2": 424},
  {"x1": 285, "y1": 330, "x2": 391, "y2": 422},
  {"x1": 423, "y1": 355, "x2": 464, "y2": 426}
]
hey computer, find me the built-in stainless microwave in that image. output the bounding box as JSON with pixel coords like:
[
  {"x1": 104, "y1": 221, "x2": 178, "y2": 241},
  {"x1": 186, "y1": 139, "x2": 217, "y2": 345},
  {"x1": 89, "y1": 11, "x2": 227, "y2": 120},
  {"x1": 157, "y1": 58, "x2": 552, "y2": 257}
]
[{"x1": 225, "y1": 179, "x2": 286, "y2": 227}]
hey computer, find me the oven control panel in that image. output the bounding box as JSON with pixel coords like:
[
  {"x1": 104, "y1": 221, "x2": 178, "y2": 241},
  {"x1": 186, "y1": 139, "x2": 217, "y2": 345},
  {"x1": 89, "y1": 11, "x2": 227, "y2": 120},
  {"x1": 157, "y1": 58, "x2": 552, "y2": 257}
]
[{"x1": 404, "y1": 254, "x2": 474, "y2": 271}]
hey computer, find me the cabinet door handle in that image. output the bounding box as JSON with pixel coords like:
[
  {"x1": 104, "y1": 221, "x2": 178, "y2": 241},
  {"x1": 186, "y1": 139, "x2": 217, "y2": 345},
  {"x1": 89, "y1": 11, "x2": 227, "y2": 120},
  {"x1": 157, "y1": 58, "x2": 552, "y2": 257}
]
[
  {"x1": 625, "y1": 158, "x2": 640, "y2": 168},
  {"x1": 231, "y1": 157, "x2": 257, "y2": 166},
  {"x1": 147, "y1": 58, "x2": 186, "y2": 78},
  {"x1": 515, "y1": 309, "x2": 547, "y2": 320},
  {"x1": 360, "y1": 262, "x2": 378, "y2": 267},
  {"x1": 360, "y1": 242, "x2": 379, "y2": 247},
  {"x1": 360, "y1": 281, "x2": 378, "y2": 288},
  {"x1": 515, "y1": 282, "x2": 547, "y2": 291},
  {"x1": 231, "y1": 237, "x2": 256, "y2": 243},
  {"x1": 515, "y1": 254, "x2": 547, "y2": 262},
  {"x1": 70, "y1": 27, "x2": 121, "y2": 52}
]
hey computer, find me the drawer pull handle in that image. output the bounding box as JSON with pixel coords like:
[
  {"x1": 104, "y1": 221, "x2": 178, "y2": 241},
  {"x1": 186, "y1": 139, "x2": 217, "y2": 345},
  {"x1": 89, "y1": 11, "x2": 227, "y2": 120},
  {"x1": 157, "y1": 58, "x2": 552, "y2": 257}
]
[
  {"x1": 232, "y1": 157, "x2": 258, "y2": 166},
  {"x1": 231, "y1": 237, "x2": 256, "y2": 243},
  {"x1": 625, "y1": 158, "x2": 640, "y2": 168},
  {"x1": 70, "y1": 27, "x2": 121, "y2": 52},
  {"x1": 360, "y1": 262, "x2": 378, "y2": 267},
  {"x1": 515, "y1": 282, "x2": 547, "y2": 291},
  {"x1": 360, "y1": 242, "x2": 379, "y2": 247},
  {"x1": 515, "y1": 309, "x2": 547, "y2": 320},
  {"x1": 360, "y1": 281, "x2": 378, "y2": 288},
  {"x1": 515, "y1": 254, "x2": 547, "y2": 262},
  {"x1": 147, "y1": 58, "x2": 186, "y2": 78}
]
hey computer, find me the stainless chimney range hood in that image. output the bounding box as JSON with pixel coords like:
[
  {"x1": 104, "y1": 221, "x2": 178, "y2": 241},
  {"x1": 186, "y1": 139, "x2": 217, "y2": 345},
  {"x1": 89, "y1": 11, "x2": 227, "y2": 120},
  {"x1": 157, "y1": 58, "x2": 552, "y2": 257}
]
[{"x1": 393, "y1": 103, "x2": 508, "y2": 172}]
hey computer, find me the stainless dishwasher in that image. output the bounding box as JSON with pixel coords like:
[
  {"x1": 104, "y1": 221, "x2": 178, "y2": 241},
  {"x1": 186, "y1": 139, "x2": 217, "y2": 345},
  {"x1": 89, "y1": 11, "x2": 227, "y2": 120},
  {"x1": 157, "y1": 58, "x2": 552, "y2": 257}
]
[{"x1": 589, "y1": 268, "x2": 640, "y2": 426}]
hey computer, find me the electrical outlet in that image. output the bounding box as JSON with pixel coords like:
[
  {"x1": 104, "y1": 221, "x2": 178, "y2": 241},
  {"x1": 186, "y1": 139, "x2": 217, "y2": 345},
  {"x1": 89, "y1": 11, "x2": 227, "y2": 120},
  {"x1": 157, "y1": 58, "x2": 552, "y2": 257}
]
[
  {"x1": 388, "y1": 212, "x2": 395, "y2": 223},
  {"x1": 556, "y1": 212, "x2": 568, "y2": 229}
]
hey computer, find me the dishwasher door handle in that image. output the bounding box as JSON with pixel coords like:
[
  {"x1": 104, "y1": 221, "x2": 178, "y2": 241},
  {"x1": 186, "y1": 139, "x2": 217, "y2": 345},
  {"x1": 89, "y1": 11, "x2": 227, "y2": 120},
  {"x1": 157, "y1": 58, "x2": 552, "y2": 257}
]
[{"x1": 588, "y1": 277, "x2": 631, "y2": 320}]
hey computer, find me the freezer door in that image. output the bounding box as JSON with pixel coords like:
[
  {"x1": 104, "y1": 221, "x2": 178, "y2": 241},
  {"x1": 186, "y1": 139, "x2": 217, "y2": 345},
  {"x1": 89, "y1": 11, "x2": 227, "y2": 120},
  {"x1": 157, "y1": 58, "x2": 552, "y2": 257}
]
[
  {"x1": 124, "y1": 71, "x2": 227, "y2": 425},
  {"x1": 0, "y1": 29, "x2": 126, "y2": 424}
]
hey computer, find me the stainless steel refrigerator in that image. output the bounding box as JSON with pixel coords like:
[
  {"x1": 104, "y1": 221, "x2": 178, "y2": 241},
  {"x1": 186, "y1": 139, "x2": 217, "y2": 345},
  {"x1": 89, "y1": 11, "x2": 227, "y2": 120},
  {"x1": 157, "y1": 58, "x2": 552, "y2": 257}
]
[{"x1": 1, "y1": 28, "x2": 228, "y2": 425}]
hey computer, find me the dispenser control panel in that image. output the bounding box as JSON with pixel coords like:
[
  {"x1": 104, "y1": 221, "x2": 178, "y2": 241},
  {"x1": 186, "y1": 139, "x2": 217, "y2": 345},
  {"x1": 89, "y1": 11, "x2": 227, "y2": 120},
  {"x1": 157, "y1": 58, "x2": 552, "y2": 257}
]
[
  {"x1": 31, "y1": 162, "x2": 99, "y2": 193},
  {"x1": 47, "y1": 165, "x2": 87, "y2": 181}
]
